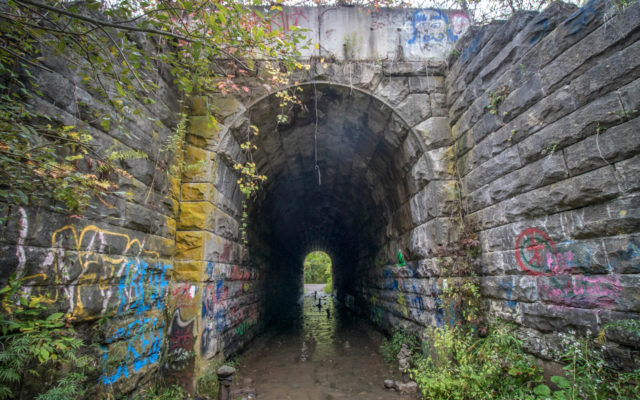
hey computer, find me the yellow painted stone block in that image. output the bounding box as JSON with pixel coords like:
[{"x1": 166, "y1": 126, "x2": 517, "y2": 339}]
[
  {"x1": 183, "y1": 145, "x2": 215, "y2": 182},
  {"x1": 169, "y1": 175, "x2": 181, "y2": 199},
  {"x1": 170, "y1": 197, "x2": 180, "y2": 218},
  {"x1": 190, "y1": 95, "x2": 208, "y2": 116},
  {"x1": 178, "y1": 201, "x2": 215, "y2": 230},
  {"x1": 176, "y1": 231, "x2": 204, "y2": 260},
  {"x1": 186, "y1": 133, "x2": 208, "y2": 149},
  {"x1": 189, "y1": 116, "x2": 220, "y2": 140},
  {"x1": 182, "y1": 183, "x2": 209, "y2": 202},
  {"x1": 165, "y1": 217, "x2": 176, "y2": 238},
  {"x1": 173, "y1": 260, "x2": 205, "y2": 282}
]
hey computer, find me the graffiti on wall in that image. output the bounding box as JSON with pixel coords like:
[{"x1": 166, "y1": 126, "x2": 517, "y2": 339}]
[
  {"x1": 13, "y1": 222, "x2": 172, "y2": 385},
  {"x1": 165, "y1": 311, "x2": 195, "y2": 372},
  {"x1": 514, "y1": 228, "x2": 636, "y2": 309},
  {"x1": 563, "y1": 0, "x2": 599, "y2": 37},
  {"x1": 200, "y1": 264, "x2": 258, "y2": 359},
  {"x1": 272, "y1": 8, "x2": 308, "y2": 32},
  {"x1": 101, "y1": 317, "x2": 163, "y2": 385},
  {"x1": 170, "y1": 283, "x2": 199, "y2": 308},
  {"x1": 406, "y1": 9, "x2": 469, "y2": 53},
  {"x1": 22, "y1": 224, "x2": 172, "y2": 317}
]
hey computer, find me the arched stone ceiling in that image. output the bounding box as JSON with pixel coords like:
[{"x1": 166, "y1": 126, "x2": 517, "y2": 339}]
[{"x1": 229, "y1": 83, "x2": 419, "y2": 293}]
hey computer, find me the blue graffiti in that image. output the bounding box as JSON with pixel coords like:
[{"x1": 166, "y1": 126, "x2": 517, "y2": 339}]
[
  {"x1": 435, "y1": 296, "x2": 444, "y2": 328},
  {"x1": 408, "y1": 295, "x2": 425, "y2": 315},
  {"x1": 117, "y1": 260, "x2": 171, "y2": 316},
  {"x1": 608, "y1": 239, "x2": 640, "y2": 271},
  {"x1": 215, "y1": 279, "x2": 225, "y2": 301},
  {"x1": 408, "y1": 10, "x2": 469, "y2": 47},
  {"x1": 498, "y1": 281, "x2": 517, "y2": 308},
  {"x1": 529, "y1": 17, "x2": 550, "y2": 44},
  {"x1": 460, "y1": 34, "x2": 481, "y2": 63},
  {"x1": 564, "y1": 0, "x2": 599, "y2": 37},
  {"x1": 408, "y1": 10, "x2": 449, "y2": 44},
  {"x1": 101, "y1": 318, "x2": 163, "y2": 385},
  {"x1": 216, "y1": 309, "x2": 227, "y2": 332}
]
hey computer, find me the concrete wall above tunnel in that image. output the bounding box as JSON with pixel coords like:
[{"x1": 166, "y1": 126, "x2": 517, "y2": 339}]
[{"x1": 256, "y1": 6, "x2": 470, "y2": 61}]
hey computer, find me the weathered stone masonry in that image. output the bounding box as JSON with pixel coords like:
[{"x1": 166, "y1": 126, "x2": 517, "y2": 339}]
[{"x1": 0, "y1": 0, "x2": 639, "y2": 394}]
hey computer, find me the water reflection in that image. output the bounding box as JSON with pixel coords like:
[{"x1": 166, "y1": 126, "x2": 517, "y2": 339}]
[{"x1": 233, "y1": 286, "x2": 413, "y2": 399}]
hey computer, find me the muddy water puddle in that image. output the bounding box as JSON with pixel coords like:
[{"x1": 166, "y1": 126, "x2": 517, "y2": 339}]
[{"x1": 233, "y1": 290, "x2": 413, "y2": 400}]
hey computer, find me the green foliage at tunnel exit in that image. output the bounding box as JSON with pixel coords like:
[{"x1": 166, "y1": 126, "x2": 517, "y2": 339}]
[{"x1": 303, "y1": 251, "x2": 332, "y2": 284}]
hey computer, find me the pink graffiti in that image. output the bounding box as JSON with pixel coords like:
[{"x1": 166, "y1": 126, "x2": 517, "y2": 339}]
[
  {"x1": 231, "y1": 265, "x2": 251, "y2": 281},
  {"x1": 516, "y1": 228, "x2": 623, "y2": 308},
  {"x1": 546, "y1": 250, "x2": 574, "y2": 275},
  {"x1": 171, "y1": 283, "x2": 197, "y2": 307},
  {"x1": 272, "y1": 8, "x2": 308, "y2": 32},
  {"x1": 541, "y1": 275, "x2": 622, "y2": 307},
  {"x1": 450, "y1": 12, "x2": 470, "y2": 37},
  {"x1": 220, "y1": 241, "x2": 232, "y2": 262}
]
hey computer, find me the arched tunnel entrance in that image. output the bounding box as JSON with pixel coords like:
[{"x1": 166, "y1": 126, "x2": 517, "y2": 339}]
[
  {"x1": 232, "y1": 82, "x2": 420, "y2": 326},
  {"x1": 192, "y1": 81, "x2": 436, "y2": 398}
]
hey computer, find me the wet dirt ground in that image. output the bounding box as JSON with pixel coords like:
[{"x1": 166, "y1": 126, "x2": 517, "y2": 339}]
[{"x1": 232, "y1": 286, "x2": 415, "y2": 400}]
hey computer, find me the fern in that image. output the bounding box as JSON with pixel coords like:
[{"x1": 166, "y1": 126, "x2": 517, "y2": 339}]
[
  {"x1": 107, "y1": 149, "x2": 149, "y2": 162},
  {"x1": 0, "y1": 276, "x2": 93, "y2": 399}
]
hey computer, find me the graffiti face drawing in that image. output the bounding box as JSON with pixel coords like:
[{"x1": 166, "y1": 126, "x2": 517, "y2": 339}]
[{"x1": 409, "y1": 10, "x2": 448, "y2": 45}]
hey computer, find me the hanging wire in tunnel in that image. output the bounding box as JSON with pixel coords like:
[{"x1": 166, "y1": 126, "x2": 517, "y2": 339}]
[{"x1": 313, "y1": 82, "x2": 321, "y2": 185}]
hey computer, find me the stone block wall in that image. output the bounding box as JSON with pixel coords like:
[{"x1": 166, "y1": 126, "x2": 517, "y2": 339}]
[
  {"x1": 173, "y1": 96, "x2": 263, "y2": 387},
  {"x1": 0, "y1": 36, "x2": 182, "y2": 392},
  {"x1": 447, "y1": 0, "x2": 640, "y2": 368}
]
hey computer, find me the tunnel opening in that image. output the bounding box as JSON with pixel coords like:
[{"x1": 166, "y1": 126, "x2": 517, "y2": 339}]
[
  {"x1": 303, "y1": 250, "x2": 332, "y2": 287},
  {"x1": 221, "y1": 82, "x2": 426, "y2": 332}
]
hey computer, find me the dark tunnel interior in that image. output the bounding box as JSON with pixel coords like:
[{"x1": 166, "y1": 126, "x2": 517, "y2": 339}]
[{"x1": 233, "y1": 83, "x2": 418, "y2": 324}]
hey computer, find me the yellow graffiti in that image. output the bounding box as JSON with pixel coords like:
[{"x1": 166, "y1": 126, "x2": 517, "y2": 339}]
[
  {"x1": 243, "y1": 282, "x2": 251, "y2": 292},
  {"x1": 397, "y1": 293, "x2": 408, "y2": 318},
  {"x1": 26, "y1": 225, "x2": 161, "y2": 317}
]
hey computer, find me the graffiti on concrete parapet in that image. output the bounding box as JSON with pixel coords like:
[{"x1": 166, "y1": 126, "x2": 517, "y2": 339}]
[{"x1": 407, "y1": 9, "x2": 470, "y2": 48}]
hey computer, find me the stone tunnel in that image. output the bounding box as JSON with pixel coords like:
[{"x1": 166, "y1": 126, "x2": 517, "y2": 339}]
[{"x1": 1, "y1": 0, "x2": 639, "y2": 396}]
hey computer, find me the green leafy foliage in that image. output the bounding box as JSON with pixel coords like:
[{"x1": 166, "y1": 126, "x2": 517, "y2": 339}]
[
  {"x1": 411, "y1": 323, "x2": 543, "y2": 400},
  {"x1": 380, "y1": 327, "x2": 422, "y2": 365},
  {"x1": 406, "y1": 322, "x2": 640, "y2": 400},
  {"x1": 0, "y1": 275, "x2": 93, "y2": 399},
  {"x1": 0, "y1": 0, "x2": 309, "y2": 220},
  {"x1": 323, "y1": 275, "x2": 332, "y2": 294},
  {"x1": 433, "y1": 218, "x2": 484, "y2": 331},
  {"x1": 303, "y1": 251, "x2": 332, "y2": 284},
  {"x1": 129, "y1": 384, "x2": 186, "y2": 400},
  {"x1": 534, "y1": 328, "x2": 640, "y2": 400}
]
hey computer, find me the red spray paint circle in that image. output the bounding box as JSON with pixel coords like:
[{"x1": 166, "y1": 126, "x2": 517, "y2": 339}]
[{"x1": 515, "y1": 228, "x2": 556, "y2": 276}]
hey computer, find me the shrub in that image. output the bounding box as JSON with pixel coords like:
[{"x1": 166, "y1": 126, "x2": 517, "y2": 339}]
[{"x1": 0, "y1": 275, "x2": 93, "y2": 399}]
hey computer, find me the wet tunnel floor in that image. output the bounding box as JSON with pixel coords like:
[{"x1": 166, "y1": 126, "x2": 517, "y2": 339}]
[{"x1": 232, "y1": 286, "x2": 414, "y2": 400}]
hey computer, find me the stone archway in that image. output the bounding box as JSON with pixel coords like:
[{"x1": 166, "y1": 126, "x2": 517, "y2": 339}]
[{"x1": 171, "y1": 72, "x2": 458, "y2": 385}]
